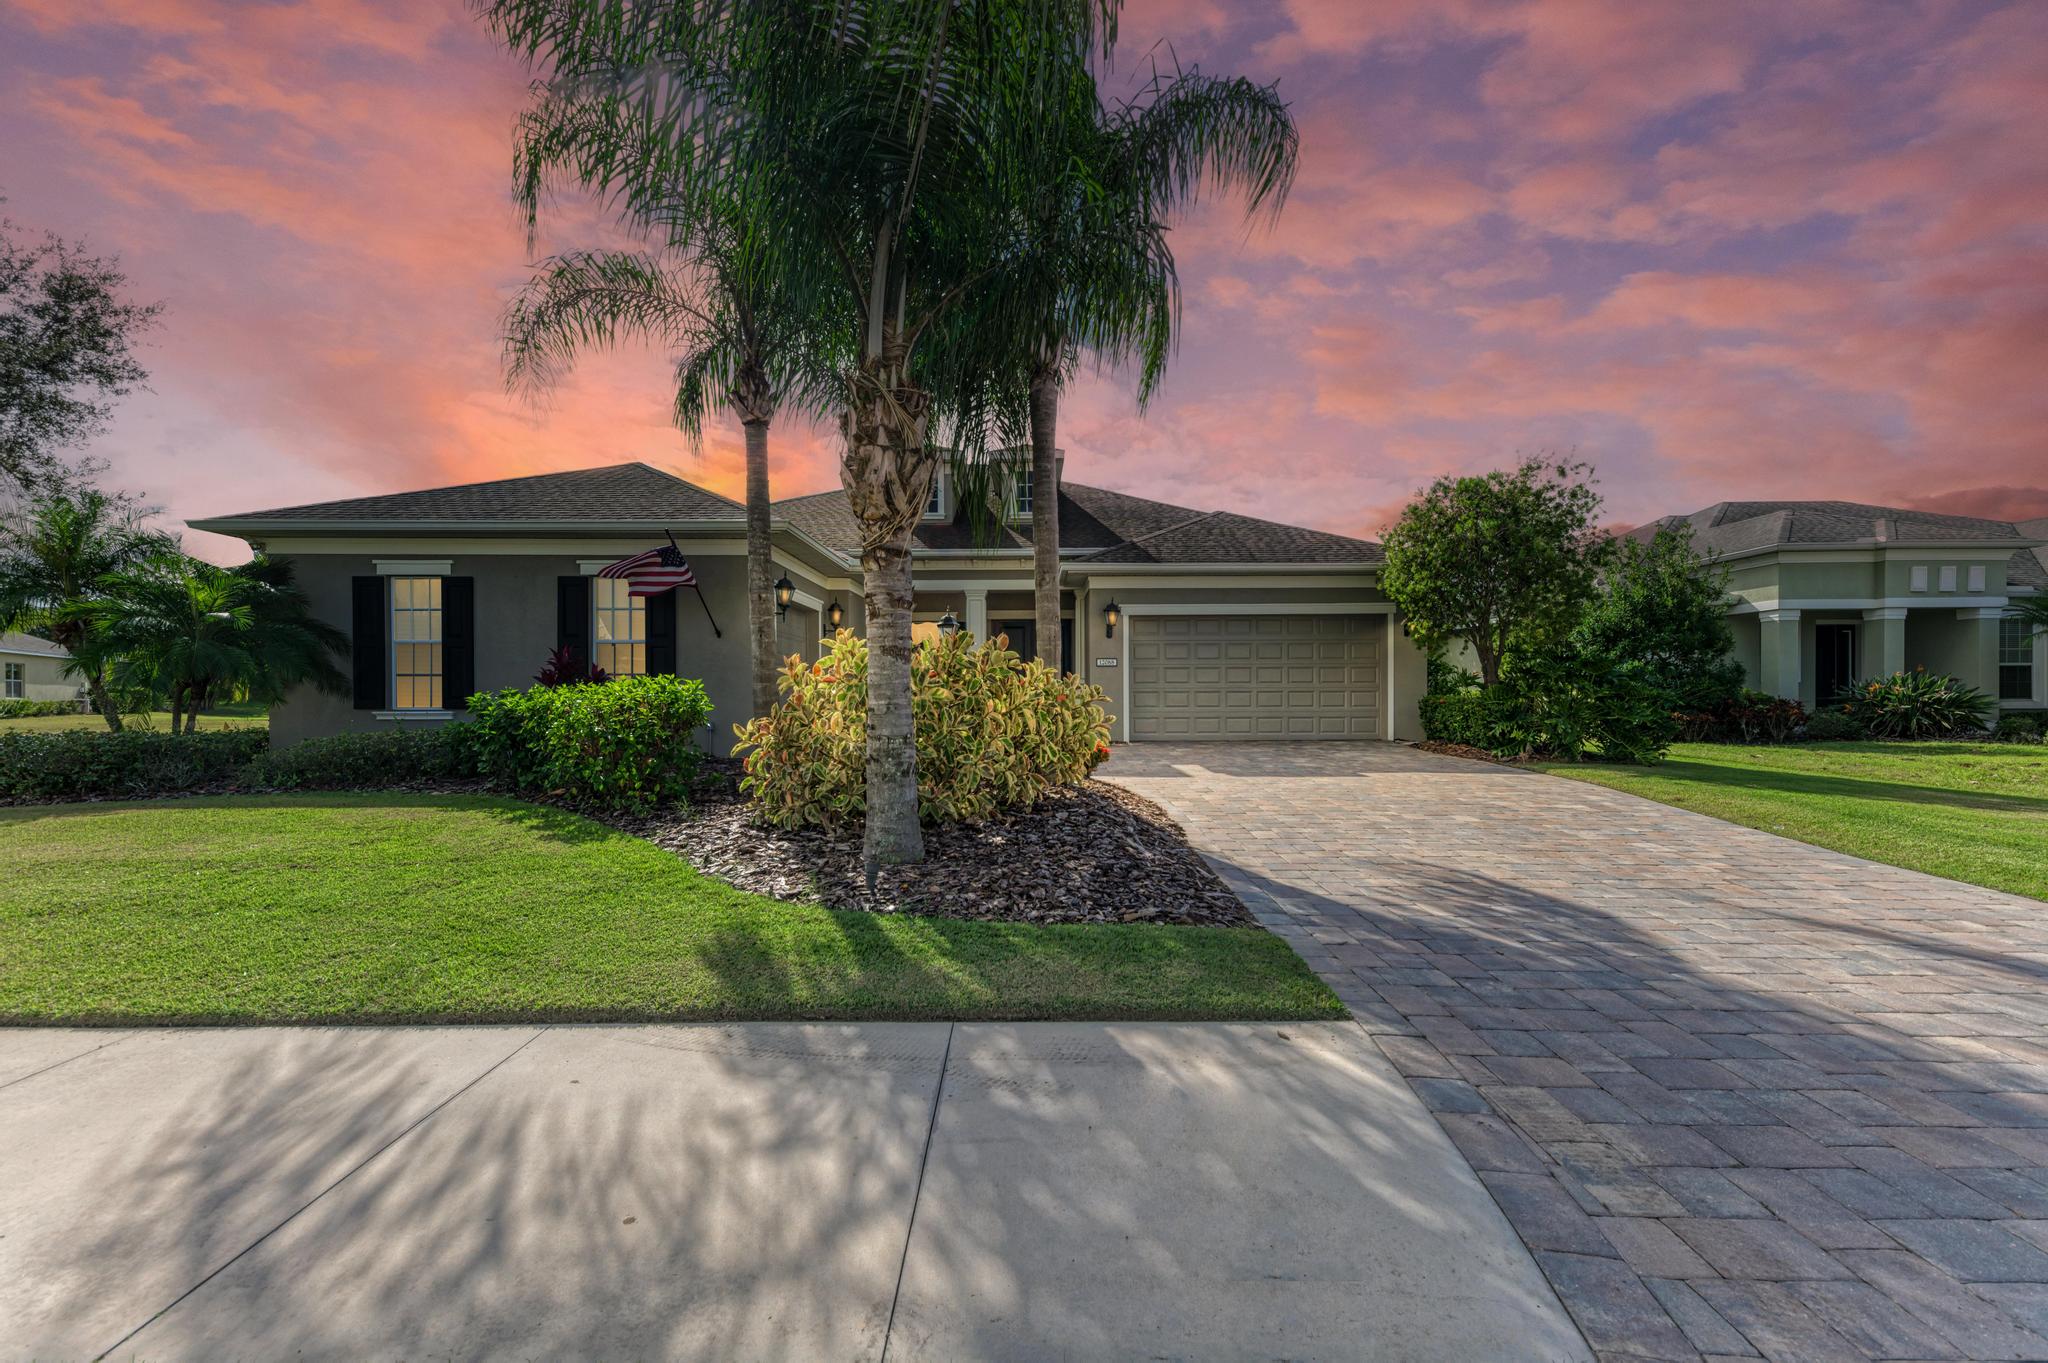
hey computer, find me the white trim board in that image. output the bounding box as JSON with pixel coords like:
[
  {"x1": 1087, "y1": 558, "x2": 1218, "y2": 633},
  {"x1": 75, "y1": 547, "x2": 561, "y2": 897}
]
[
  {"x1": 1118, "y1": 602, "x2": 1394, "y2": 616},
  {"x1": 1729, "y1": 596, "x2": 2016, "y2": 613}
]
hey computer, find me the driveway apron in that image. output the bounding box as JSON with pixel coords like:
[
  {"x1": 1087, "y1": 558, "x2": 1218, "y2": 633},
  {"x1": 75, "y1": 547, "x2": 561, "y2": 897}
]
[{"x1": 1105, "y1": 741, "x2": 2048, "y2": 1362}]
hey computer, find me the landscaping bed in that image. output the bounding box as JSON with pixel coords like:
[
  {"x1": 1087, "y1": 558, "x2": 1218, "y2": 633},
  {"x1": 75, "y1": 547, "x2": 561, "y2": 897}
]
[{"x1": 622, "y1": 761, "x2": 1250, "y2": 926}]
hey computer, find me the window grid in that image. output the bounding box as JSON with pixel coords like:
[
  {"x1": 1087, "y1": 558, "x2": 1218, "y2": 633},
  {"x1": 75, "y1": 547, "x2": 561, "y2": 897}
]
[
  {"x1": 593, "y1": 576, "x2": 647, "y2": 677},
  {"x1": 389, "y1": 577, "x2": 443, "y2": 710},
  {"x1": 925, "y1": 473, "x2": 944, "y2": 518},
  {"x1": 1014, "y1": 468, "x2": 1032, "y2": 517},
  {"x1": 4, "y1": 663, "x2": 21, "y2": 699},
  {"x1": 2000, "y1": 615, "x2": 2035, "y2": 702}
]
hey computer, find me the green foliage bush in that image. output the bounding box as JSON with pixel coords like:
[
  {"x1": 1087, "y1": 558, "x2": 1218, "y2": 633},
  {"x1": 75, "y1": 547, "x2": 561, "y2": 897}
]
[
  {"x1": 1837, "y1": 671, "x2": 1991, "y2": 740},
  {"x1": 1801, "y1": 708, "x2": 1865, "y2": 742},
  {"x1": 468, "y1": 674, "x2": 713, "y2": 813},
  {"x1": 0, "y1": 729, "x2": 268, "y2": 802},
  {"x1": 0, "y1": 699, "x2": 83, "y2": 719},
  {"x1": 734, "y1": 630, "x2": 1112, "y2": 827},
  {"x1": 1994, "y1": 713, "x2": 2043, "y2": 743},
  {"x1": 1420, "y1": 669, "x2": 1676, "y2": 764},
  {"x1": 1573, "y1": 527, "x2": 1745, "y2": 714},
  {"x1": 239, "y1": 726, "x2": 480, "y2": 790},
  {"x1": 1675, "y1": 690, "x2": 1807, "y2": 744}
]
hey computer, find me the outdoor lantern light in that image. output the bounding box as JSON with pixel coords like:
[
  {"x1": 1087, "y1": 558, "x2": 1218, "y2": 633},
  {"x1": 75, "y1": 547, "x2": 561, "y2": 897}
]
[
  {"x1": 1102, "y1": 599, "x2": 1121, "y2": 638},
  {"x1": 826, "y1": 598, "x2": 843, "y2": 631},
  {"x1": 773, "y1": 574, "x2": 795, "y2": 616},
  {"x1": 937, "y1": 611, "x2": 963, "y2": 637}
]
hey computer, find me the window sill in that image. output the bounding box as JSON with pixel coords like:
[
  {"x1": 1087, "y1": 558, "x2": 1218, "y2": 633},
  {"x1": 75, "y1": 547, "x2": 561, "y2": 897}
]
[{"x1": 373, "y1": 709, "x2": 455, "y2": 721}]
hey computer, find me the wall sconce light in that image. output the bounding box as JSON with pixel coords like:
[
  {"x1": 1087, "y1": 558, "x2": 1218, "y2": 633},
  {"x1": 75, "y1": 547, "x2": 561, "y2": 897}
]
[
  {"x1": 937, "y1": 611, "x2": 963, "y2": 638},
  {"x1": 826, "y1": 598, "x2": 843, "y2": 631},
  {"x1": 1102, "y1": 599, "x2": 1121, "y2": 639},
  {"x1": 773, "y1": 574, "x2": 794, "y2": 617}
]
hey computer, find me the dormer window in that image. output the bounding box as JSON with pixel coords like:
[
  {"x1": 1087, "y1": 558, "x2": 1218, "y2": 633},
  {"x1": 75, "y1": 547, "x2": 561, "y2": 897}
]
[
  {"x1": 1014, "y1": 468, "x2": 1033, "y2": 519},
  {"x1": 924, "y1": 471, "x2": 945, "y2": 520}
]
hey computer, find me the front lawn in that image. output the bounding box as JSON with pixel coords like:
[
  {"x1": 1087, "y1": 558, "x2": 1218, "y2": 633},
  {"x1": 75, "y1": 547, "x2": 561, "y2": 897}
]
[
  {"x1": 0, "y1": 794, "x2": 1341, "y2": 1024},
  {"x1": 0, "y1": 699, "x2": 267, "y2": 733},
  {"x1": 1538, "y1": 742, "x2": 2048, "y2": 901}
]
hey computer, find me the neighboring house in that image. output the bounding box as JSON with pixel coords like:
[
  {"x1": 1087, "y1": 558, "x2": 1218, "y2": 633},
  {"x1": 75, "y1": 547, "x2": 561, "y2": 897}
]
[
  {"x1": 1635, "y1": 502, "x2": 2047, "y2": 712},
  {"x1": 190, "y1": 462, "x2": 1424, "y2": 751},
  {"x1": 0, "y1": 631, "x2": 80, "y2": 704}
]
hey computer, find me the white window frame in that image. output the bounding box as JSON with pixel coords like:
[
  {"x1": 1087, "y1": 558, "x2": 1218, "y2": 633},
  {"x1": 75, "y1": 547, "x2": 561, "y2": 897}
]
[
  {"x1": 924, "y1": 470, "x2": 946, "y2": 520},
  {"x1": 3, "y1": 663, "x2": 21, "y2": 699},
  {"x1": 592, "y1": 575, "x2": 648, "y2": 677},
  {"x1": 1014, "y1": 467, "x2": 1033, "y2": 519},
  {"x1": 1999, "y1": 612, "x2": 2039, "y2": 704},
  {"x1": 388, "y1": 576, "x2": 444, "y2": 712}
]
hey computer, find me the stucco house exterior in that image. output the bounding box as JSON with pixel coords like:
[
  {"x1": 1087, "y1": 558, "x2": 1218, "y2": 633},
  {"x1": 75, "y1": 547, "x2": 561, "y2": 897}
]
[
  {"x1": 0, "y1": 632, "x2": 80, "y2": 705},
  {"x1": 1635, "y1": 502, "x2": 2047, "y2": 712},
  {"x1": 191, "y1": 462, "x2": 1423, "y2": 751}
]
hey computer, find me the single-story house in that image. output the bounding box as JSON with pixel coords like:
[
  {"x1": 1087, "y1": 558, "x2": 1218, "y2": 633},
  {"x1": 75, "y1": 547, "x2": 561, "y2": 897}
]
[
  {"x1": 191, "y1": 461, "x2": 1422, "y2": 751},
  {"x1": 1635, "y1": 501, "x2": 2046, "y2": 712},
  {"x1": 0, "y1": 631, "x2": 80, "y2": 704}
]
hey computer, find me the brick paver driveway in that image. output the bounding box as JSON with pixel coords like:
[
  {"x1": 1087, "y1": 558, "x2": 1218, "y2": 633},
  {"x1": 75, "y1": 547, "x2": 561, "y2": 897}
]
[{"x1": 1104, "y1": 742, "x2": 2048, "y2": 1363}]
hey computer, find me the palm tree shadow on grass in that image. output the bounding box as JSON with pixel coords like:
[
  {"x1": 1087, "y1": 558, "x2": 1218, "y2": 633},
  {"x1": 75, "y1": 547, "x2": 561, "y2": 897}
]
[{"x1": 1628, "y1": 758, "x2": 2048, "y2": 816}]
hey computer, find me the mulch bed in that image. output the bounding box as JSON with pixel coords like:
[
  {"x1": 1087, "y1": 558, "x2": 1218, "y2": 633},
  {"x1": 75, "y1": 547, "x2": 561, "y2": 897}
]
[
  {"x1": 613, "y1": 760, "x2": 1253, "y2": 926},
  {"x1": 1410, "y1": 739, "x2": 1520, "y2": 765}
]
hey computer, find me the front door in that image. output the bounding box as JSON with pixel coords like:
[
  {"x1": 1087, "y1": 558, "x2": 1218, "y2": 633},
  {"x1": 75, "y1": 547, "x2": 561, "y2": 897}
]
[
  {"x1": 992, "y1": 619, "x2": 1073, "y2": 671},
  {"x1": 1815, "y1": 624, "x2": 1857, "y2": 704}
]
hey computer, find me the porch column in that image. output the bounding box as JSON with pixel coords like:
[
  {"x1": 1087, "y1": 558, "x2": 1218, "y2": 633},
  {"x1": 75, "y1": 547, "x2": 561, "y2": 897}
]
[
  {"x1": 1862, "y1": 607, "x2": 1906, "y2": 680},
  {"x1": 1758, "y1": 608, "x2": 1802, "y2": 700},
  {"x1": 964, "y1": 589, "x2": 989, "y2": 642},
  {"x1": 1958, "y1": 608, "x2": 2003, "y2": 693}
]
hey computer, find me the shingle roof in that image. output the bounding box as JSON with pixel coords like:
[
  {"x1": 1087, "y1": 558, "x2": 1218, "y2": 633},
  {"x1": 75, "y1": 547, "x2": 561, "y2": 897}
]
[
  {"x1": 2016, "y1": 518, "x2": 2048, "y2": 590},
  {"x1": 1639, "y1": 501, "x2": 2033, "y2": 555},
  {"x1": 197, "y1": 462, "x2": 742, "y2": 525},
  {"x1": 1, "y1": 631, "x2": 69, "y2": 659},
  {"x1": 770, "y1": 482, "x2": 1380, "y2": 566}
]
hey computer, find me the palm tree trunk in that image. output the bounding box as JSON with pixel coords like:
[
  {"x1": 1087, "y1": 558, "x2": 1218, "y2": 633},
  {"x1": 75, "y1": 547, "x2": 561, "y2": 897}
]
[
  {"x1": 860, "y1": 539, "x2": 921, "y2": 865},
  {"x1": 743, "y1": 416, "x2": 778, "y2": 720},
  {"x1": 169, "y1": 683, "x2": 185, "y2": 734},
  {"x1": 85, "y1": 669, "x2": 123, "y2": 732},
  {"x1": 1029, "y1": 366, "x2": 1061, "y2": 669}
]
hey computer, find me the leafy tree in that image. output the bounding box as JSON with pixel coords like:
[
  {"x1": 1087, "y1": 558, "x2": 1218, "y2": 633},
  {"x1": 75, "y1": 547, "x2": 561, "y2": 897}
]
[
  {"x1": 91, "y1": 556, "x2": 348, "y2": 732},
  {"x1": 0, "y1": 484, "x2": 175, "y2": 728},
  {"x1": 502, "y1": 237, "x2": 832, "y2": 719},
  {"x1": 0, "y1": 207, "x2": 161, "y2": 495},
  {"x1": 2015, "y1": 593, "x2": 2048, "y2": 640},
  {"x1": 1572, "y1": 525, "x2": 1744, "y2": 712},
  {"x1": 482, "y1": 0, "x2": 1119, "y2": 866},
  {"x1": 1379, "y1": 458, "x2": 1604, "y2": 688}
]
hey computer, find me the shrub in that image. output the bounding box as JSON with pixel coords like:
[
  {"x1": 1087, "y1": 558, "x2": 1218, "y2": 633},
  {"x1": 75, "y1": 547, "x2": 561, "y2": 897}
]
[
  {"x1": 534, "y1": 645, "x2": 609, "y2": 687},
  {"x1": 0, "y1": 698, "x2": 84, "y2": 718},
  {"x1": 1994, "y1": 713, "x2": 2042, "y2": 743},
  {"x1": 467, "y1": 674, "x2": 712, "y2": 813},
  {"x1": 1801, "y1": 708, "x2": 1865, "y2": 742},
  {"x1": 1421, "y1": 669, "x2": 1675, "y2": 764},
  {"x1": 1677, "y1": 690, "x2": 1807, "y2": 744},
  {"x1": 0, "y1": 729, "x2": 268, "y2": 802},
  {"x1": 734, "y1": 630, "x2": 1112, "y2": 828},
  {"x1": 1837, "y1": 671, "x2": 1991, "y2": 740},
  {"x1": 1419, "y1": 689, "x2": 1512, "y2": 747},
  {"x1": 239, "y1": 726, "x2": 480, "y2": 790}
]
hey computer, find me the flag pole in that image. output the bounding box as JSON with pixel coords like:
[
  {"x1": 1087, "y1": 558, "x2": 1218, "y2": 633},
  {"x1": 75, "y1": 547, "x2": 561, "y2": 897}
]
[{"x1": 668, "y1": 530, "x2": 722, "y2": 637}]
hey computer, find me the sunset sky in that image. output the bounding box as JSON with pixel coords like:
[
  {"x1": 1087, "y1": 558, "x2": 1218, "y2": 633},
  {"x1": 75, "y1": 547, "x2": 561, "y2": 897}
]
[{"x1": 4, "y1": 0, "x2": 2045, "y2": 563}]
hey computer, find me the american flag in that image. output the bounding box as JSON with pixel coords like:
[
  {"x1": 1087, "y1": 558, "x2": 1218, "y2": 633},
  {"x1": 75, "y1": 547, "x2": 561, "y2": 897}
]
[{"x1": 598, "y1": 544, "x2": 697, "y2": 597}]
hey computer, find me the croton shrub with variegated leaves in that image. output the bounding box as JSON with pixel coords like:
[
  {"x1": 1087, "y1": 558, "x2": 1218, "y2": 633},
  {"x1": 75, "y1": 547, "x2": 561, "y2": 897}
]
[{"x1": 733, "y1": 629, "x2": 1112, "y2": 828}]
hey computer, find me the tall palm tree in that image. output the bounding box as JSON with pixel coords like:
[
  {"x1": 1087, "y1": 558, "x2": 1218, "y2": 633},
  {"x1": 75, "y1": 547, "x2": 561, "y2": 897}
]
[
  {"x1": 0, "y1": 485, "x2": 174, "y2": 728},
  {"x1": 1006, "y1": 64, "x2": 1299, "y2": 665},
  {"x1": 480, "y1": 0, "x2": 1116, "y2": 867},
  {"x1": 501, "y1": 233, "x2": 832, "y2": 720},
  {"x1": 93, "y1": 556, "x2": 348, "y2": 732}
]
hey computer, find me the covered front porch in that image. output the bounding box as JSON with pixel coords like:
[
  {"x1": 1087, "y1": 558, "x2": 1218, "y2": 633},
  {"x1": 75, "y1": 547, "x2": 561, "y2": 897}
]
[{"x1": 1731, "y1": 604, "x2": 2022, "y2": 708}]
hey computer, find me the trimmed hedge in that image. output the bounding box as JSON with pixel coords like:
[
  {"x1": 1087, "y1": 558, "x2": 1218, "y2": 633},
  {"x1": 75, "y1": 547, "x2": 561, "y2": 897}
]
[
  {"x1": 0, "y1": 699, "x2": 84, "y2": 719},
  {"x1": 240, "y1": 726, "x2": 480, "y2": 790},
  {"x1": 468, "y1": 674, "x2": 713, "y2": 813},
  {"x1": 1801, "y1": 709, "x2": 1864, "y2": 741},
  {"x1": 0, "y1": 729, "x2": 269, "y2": 802},
  {"x1": 1420, "y1": 670, "x2": 1676, "y2": 764}
]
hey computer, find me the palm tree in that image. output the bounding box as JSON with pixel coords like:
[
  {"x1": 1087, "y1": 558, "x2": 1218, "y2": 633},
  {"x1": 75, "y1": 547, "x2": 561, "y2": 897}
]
[
  {"x1": 93, "y1": 556, "x2": 348, "y2": 732},
  {"x1": 502, "y1": 235, "x2": 832, "y2": 721},
  {"x1": 1006, "y1": 63, "x2": 1299, "y2": 665},
  {"x1": 0, "y1": 485, "x2": 175, "y2": 728},
  {"x1": 481, "y1": 0, "x2": 1116, "y2": 867}
]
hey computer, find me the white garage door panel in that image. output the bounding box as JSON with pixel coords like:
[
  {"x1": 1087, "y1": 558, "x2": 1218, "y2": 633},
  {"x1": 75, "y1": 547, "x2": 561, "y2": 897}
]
[{"x1": 1129, "y1": 615, "x2": 1380, "y2": 741}]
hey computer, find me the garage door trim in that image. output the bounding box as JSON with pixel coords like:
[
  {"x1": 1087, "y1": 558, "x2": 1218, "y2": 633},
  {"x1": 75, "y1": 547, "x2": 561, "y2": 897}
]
[{"x1": 1119, "y1": 605, "x2": 1394, "y2": 742}]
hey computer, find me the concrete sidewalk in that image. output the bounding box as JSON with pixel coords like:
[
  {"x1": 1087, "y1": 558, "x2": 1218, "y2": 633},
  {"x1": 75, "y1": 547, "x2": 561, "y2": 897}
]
[{"x1": 1, "y1": 1022, "x2": 1584, "y2": 1362}]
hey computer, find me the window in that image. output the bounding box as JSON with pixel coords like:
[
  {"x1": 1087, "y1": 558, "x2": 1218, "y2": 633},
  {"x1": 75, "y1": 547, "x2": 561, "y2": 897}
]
[
  {"x1": 390, "y1": 577, "x2": 443, "y2": 709},
  {"x1": 2001, "y1": 614, "x2": 2036, "y2": 701},
  {"x1": 593, "y1": 576, "x2": 647, "y2": 677},
  {"x1": 924, "y1": 472, "x2": 945, "y2": 519},
  {"x1": 1014, "y1": 468, "x2": 1033, "y2": 518},
  {"x1": 4, "y1": 663, "x2": 21, "y2": 699}
]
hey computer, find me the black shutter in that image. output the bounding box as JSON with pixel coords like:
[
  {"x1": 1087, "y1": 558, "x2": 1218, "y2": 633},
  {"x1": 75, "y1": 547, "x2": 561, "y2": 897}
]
[
  {"x1": 647, "y1": 587, "x2": 678, "y2": 675},
  {"x1": 442, "y1": 576, "x2": 474, "y2": 708},
  {"x1": 557, "y1": 575, "x2": 591, "y2": 668},
  {"x1": 351, "y1": 576, "x2": 387, "y2": 710}
]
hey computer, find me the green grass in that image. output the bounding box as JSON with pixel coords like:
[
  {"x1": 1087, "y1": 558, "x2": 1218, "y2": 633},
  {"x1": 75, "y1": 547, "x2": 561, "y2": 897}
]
[
  {"x1": 1538, "y1": 742, "x2": 2048, "y2": 901},
  {"x1": 0, "y1": 794, "x2": 1342, "y2": 1025},
  {"x1": 0, "y1": 699, "x2": 267, "y2": 733}
]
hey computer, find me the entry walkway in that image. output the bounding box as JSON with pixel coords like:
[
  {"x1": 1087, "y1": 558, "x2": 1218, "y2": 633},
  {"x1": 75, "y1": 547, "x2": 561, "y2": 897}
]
[
  {"x1": 1, "y1": 1021, "x2": 1583, "y2": 1360},
  {"x1": 1106, "y1": 742, "x2": 2048, "y2": 1362}
]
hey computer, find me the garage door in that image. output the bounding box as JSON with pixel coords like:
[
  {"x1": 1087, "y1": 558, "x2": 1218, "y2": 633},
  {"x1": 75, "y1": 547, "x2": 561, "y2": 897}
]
[{"x1": 1127, "y1": 614, "x2": 1380, "y2": 740}]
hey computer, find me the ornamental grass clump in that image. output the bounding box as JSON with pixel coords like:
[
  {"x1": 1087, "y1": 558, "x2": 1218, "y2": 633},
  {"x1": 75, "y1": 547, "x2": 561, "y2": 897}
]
[{"x1": 734, "y1": 630, "x2": 1112, "y2": 828}]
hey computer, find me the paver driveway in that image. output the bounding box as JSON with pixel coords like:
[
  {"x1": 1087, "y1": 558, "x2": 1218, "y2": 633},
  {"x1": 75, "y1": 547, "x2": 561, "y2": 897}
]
[{"x1": 1105, "y1": 742, "x2": 2048, "y2": 1363}]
